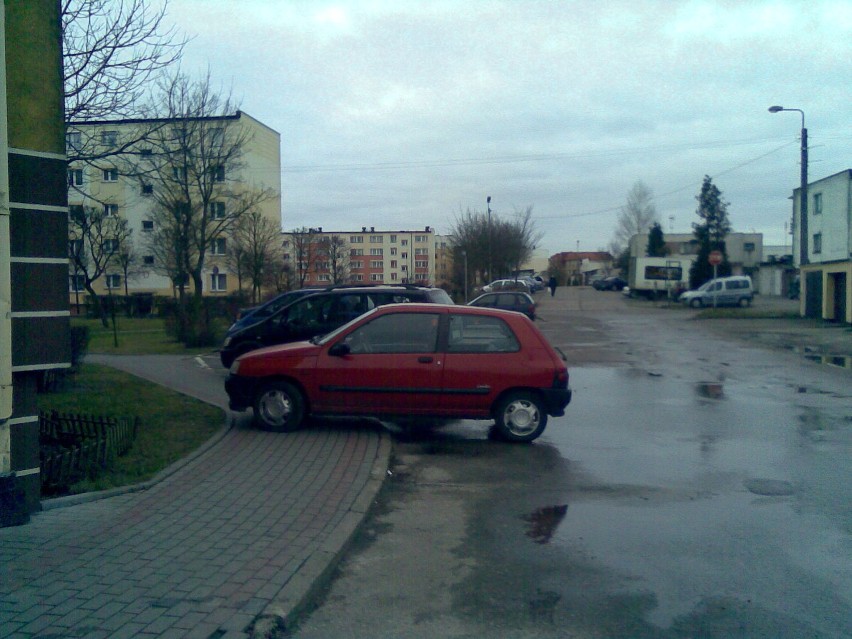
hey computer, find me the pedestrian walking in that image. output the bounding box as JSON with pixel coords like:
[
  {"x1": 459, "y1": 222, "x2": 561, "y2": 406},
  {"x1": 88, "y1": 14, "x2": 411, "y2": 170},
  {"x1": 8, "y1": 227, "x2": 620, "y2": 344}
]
[{"x1": 548, "y1": 276, "x2": 557, "y2": 297}]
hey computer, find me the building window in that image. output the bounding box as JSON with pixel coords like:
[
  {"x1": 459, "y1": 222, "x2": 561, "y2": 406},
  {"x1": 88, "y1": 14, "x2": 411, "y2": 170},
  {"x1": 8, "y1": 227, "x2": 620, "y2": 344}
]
[
  {"x1": 390, "y1": 247, "x2": 397, "y2": 256},
  {"x1": 103, "y1": 239, "x2": 120, "y2": 252},
  {"x1": 103, "y1": 168, "x2": 118, "y2": 182},
  {"x1": 101, "y1": 130, "x2": 118, "y2": 148},
  {"x1": 390, "y1": 235, "x2": 397, "y2": 243},
  {"x1": 370, "y1": 274, "x2": 383, "y2": 282},
  {"x1": 350, "y1": 236, "x2": 364, "y2": 243},
  {"x1": 390, "y1": 260, "x2": 398, "y2": 268},
  {"x1": 370, "y1": 235, "x2": 383, "y2": 243},
  {"x1": 208, "y1": 201, "x2": 226, "y2": 219},
  {"x1": 370, "y1": 248, "x2": 383, "y2": 255},
  {"x1": 68, "y1": 168, "x2": 83, "y2": 186},
  {"x1": 318, "y1": 274, "x2": 331, "y2": 282},
  {"x1": 415, "y1": 260, "x2": 428, "y2": 268},
  {"x1": 370, "y1": 260, "x2": 383, "y2": 268},
  {"x1": 143, "y1": 255, "x2": 155, "y2": 265},
  {"x1": 211, "y1": 237, "x2": 227, "y2": 255},
  {"x1": 142, "y1": 220, "x2": 154, "y2": 232},
  {"x1": 317, "y1": 261, "x2": 330, "y2": 270},
  {"x1": 67, "y1": 131, "x2": 82, "y2": 149},
  {"x1": 104, "y1": 204, "x2": 118, "y2": 217},
  {"x1": 351, "y1": 248, "x2": 364, "y2": 256},
  {"x1": 351, "y1": 273, "x2": 364, "y2": 281},
  {"x1": 139, "y1": 148, "x2": 153, "y2": 157},
  {"x1": 212, "y1": 165, "x2": 225, "y2": 181},
  {"x1": 68, "y1": 239, "x2": 83, "y2": 258},
  {"x1": 390, "y1": 272, "x2": 398, "y2": 280},
  {"x1": 744, "y1": 242, "x2": 755, "y2": 252},
  {"x1": 813, "y1": 192, "x2": 822, "y2": 215},
  {"x1": 172, "y1": 166, "x2": 187, "y2": 181},
  {"x1": 69, "y1": 274, "x2": 85, "y2": 292},
  {"x1": 401, "y1": 239, "x2": 408, "y2": 246},
  {"x1": 812, "y1": 233, "x2": 822, "y2": 254},
  {"x1": 211, "y1": 273, "x2": 227, "y2": 291},
  {"x1": 415, "y1": 248, "x2": 428, "y2": 255},
  {"x1": 105, "y1": 273, "x2": 121, "y2": 289},
  {"x1": 415, "y1": 235, "x2": 428, "y2": 242},
  {"x1": 141, "y1": 183, "x2": 154, "y2": 195},
  {"x1": 351, "y1": 261, "x2": 363, "y2": 269}
]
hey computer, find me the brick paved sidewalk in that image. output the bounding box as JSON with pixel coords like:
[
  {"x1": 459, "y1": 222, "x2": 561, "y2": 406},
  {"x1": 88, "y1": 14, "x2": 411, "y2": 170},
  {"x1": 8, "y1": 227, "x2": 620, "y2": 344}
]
[{"x1": 1, "y1": 418, "x2": 390, "y2": 638}]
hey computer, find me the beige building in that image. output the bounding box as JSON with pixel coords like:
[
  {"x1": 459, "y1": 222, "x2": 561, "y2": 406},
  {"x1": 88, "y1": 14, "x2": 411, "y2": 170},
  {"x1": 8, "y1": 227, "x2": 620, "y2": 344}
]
[
  {"x1": 66, "y1": 111, "x2": 281, "y2": 304},
  {"x1": 628, "y1": 232, "x2": 763, "y2": 276}
]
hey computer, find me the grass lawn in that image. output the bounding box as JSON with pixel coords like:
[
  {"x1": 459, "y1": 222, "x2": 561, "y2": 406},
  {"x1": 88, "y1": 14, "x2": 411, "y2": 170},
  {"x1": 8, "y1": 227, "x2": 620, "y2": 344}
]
[
  {"x1": 74, "y1": 316, "x2": 227, "y2": 355},
  {"x1": 38, "y1": 364, "x2": 223, "y2": 495}
]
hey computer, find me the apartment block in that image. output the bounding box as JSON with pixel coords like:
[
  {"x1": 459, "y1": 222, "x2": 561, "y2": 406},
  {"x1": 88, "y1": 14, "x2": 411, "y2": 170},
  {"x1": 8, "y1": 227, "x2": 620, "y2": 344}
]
[
  {"x1": 282, "y1": 226, "x2": 441, "y2": 288},
  {"x1": 66, "y1": 111, "x2": 281, "y2": 303}
]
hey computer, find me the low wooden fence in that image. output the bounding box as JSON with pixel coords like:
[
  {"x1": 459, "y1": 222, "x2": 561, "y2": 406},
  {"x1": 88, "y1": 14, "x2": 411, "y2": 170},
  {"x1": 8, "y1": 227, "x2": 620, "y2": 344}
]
[{"x1": 39, "y1": 411, "x2": 139, "y2": 492}]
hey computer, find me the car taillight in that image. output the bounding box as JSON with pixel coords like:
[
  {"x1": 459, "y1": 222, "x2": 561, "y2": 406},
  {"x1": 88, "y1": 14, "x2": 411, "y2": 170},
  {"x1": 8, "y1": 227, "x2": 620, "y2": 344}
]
[{"x1": 552, "y1": 369, "x2": 568, "y2": 389}]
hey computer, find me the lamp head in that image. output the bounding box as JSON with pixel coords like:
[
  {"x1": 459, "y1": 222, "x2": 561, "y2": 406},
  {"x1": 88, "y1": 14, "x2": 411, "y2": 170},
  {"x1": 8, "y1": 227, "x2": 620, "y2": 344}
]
[{"x1": 768, "y1": 106, "x2": 784, "y2": 113}]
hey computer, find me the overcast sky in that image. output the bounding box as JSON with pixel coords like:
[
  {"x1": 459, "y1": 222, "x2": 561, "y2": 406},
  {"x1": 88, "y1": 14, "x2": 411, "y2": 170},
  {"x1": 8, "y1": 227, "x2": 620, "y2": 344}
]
[{"x1": 165, "y1": 0, "x2": 851, "y2": 257}]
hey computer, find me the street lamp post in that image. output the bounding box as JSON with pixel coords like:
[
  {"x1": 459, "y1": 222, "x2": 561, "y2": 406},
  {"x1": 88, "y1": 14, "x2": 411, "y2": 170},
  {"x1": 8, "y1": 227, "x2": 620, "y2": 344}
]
[
  {"x1": 461, "y1": 249, "x2": 468, "y2": 302},
  {"x1": 768, "y1": 106, "x2": 808, "y2": 266},
  {"x1": 487, "y1": 196, "x2": 492, "y2": 282}
]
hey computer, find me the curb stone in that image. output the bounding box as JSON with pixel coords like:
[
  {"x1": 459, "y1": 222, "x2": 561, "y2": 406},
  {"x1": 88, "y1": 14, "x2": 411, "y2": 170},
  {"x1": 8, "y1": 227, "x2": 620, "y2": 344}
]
[{"x1": 249, "y1": 433, "x2": 392, "y2": 638}]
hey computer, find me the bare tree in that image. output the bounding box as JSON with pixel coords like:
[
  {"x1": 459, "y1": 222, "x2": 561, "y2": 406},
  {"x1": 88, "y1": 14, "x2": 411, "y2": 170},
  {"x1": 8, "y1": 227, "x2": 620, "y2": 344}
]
[
  {"x1": 611, "y1": 181, "x2": 658, "y2": 256},
  {"x1": 229, "y1": 210, "x2": 283, "y2": 303},
  {"x1": 62, "y1": 0, "x2": 185, "y2": 123},
  {"x1": 69, "y1": 205, "x2": 132, "y2": 326},
  {"x1": 320, "y1": 235, "x2": 350, "y2": 284},
  {"x1": 288, "y1": 227, "x2": 318, "y2": 288},
  {"x1": 114, "y1": 233, "x2": 147, "y2": 296},
  {"x1": 140, "y1": 72, "x2": 275, "y2": 318}
]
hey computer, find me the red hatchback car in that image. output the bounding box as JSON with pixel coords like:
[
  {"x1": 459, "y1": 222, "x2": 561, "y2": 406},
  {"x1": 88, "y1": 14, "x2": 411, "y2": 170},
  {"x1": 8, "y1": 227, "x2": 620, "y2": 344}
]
[{"x1": 225, "y1": 304, "x2": 572, "y2": 442}]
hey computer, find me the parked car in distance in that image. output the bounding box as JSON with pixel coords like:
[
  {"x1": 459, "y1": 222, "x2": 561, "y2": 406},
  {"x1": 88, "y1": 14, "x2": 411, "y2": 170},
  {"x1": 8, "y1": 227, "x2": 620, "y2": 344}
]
[
  {"x1": 679, "y1": 275, "x2": 754, "y2": 308},
  {"x1": 220, "y1": 285, "x2": 453, "y2": 368},
  {"x1": 468, "y1": 291, "x2": 537, "y2": 320},
  {"x1": 593, "y1": 276, "x2": 627, "y2": 291},
  {"x1": 225, "y1": 304, "x2": 572, "y2": 442},
  {"x1": 229, "y1": 288, "x2": 323, "y2": 331},
  {"x1": 481, "y1": 278, "x2": 531, "y2": 294},
  {"x1": 519, "y1": 275, "x2": 543, "y2": 292}
]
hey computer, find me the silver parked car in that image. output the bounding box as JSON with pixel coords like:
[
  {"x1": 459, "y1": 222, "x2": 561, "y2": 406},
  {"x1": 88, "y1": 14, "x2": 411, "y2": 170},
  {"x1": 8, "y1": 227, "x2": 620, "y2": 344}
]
[{"x1": 680, "y1": 276, "x2": 754, "y2": 308}]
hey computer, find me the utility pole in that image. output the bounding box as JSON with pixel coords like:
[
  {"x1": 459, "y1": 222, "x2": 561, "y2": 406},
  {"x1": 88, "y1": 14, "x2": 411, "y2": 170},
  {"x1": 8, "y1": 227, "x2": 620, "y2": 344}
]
[{"x1": 487, "y1": 196, "x2": 492, "y2": 282}]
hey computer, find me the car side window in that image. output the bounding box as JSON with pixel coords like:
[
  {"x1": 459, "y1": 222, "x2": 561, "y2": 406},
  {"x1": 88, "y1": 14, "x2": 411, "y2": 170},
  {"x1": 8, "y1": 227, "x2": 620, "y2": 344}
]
[
  {"x1": 343, "y1": 313, "x2": 440, "y2": 354},
  {"x1": 447, "y1": 314, "x2": 520, "y2": 353}
]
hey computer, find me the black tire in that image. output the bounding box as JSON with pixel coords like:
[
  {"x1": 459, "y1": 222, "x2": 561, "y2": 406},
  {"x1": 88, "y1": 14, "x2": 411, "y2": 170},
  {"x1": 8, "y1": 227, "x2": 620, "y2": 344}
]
[
  {"x1": 739, "y1": 297, "x2": 751, "y2": 308},
  {"x1": 253, "y1": 381, "x2": 306, "y2": 432},
  {"x1": 690, "y1": 299, "x2": 703, "y2": 309},
  {"x1": 493, "y1": 391, "x2": 547, "y2": 442}
]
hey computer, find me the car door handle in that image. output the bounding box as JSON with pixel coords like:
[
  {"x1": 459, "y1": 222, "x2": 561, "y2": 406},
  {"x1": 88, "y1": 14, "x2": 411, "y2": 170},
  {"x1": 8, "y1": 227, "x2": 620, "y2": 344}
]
[{"x1": 418, "y1": 356, "x2": 434, "y2": 363}]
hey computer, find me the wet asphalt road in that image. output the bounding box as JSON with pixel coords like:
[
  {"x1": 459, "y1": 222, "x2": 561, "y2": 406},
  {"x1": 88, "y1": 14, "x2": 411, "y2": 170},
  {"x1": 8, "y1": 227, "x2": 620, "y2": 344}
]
[{"x1": 290, "y1": 289, "x2": 852, "y2": 638}]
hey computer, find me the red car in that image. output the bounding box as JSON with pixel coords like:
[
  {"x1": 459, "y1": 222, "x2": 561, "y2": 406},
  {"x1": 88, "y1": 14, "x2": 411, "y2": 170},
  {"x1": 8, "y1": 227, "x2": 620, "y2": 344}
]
[{"x1": 225, "y1": 304, "x2": 572, "y2": 442}]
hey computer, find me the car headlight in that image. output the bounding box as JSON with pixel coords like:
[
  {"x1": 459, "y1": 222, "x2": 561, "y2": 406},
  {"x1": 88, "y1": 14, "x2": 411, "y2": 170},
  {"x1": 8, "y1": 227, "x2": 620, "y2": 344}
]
[
  {"x1": 229, "y1": 360, "x2": 240, "y2": 375},
  {"x1": 223, "y1": 336, "x2": 232, "y2": 347}
]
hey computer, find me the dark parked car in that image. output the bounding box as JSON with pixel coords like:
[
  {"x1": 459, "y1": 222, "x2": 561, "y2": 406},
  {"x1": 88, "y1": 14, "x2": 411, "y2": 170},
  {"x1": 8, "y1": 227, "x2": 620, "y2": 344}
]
[
  {"x1": 593, "y1": 276, "x2": 627, "y2": 291},
  {"x1": 468, "y1": 291, "x2": 537, "y2": 320},
  {"x1": 225, "y1": 304, "x2": 572, "y2": 442},
  {"x1": 228, "y1": 288, "x2": 323, "y2": 332},
  {"x1": 219, "y1": 285, "x2": 453, "y2": 368}
]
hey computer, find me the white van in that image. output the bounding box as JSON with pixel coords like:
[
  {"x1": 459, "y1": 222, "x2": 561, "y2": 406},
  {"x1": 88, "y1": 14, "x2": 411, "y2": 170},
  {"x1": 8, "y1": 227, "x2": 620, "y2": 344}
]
[{"x1": 680, "y1": 276, "x2": 754, "y2": 308}]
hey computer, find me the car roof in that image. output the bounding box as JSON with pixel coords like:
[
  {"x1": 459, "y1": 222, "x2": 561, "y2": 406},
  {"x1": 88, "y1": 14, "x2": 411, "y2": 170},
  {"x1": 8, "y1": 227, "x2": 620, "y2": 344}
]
[{"x1": 373, "y1": 302, "x2": 530, "y2": 318}]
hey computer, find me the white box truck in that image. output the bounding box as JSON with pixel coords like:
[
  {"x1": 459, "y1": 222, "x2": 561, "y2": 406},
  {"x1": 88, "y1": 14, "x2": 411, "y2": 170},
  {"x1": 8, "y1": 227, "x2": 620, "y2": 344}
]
[{"x1": 627, "y1": 256, "x2": 695, "y2": 299}]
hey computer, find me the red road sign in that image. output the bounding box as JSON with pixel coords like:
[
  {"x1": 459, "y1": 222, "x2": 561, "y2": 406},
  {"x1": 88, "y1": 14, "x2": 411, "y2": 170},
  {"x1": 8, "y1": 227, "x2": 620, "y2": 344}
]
[{"x1": 708, "y1": 250, "x2": 723, "y2": 265}]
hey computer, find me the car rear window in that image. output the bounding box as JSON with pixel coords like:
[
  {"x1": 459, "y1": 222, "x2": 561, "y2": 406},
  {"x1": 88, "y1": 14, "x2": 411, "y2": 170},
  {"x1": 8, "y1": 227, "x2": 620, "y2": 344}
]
[{"x1": 447, "y1": 314, "x2": 520, "y2": 353}]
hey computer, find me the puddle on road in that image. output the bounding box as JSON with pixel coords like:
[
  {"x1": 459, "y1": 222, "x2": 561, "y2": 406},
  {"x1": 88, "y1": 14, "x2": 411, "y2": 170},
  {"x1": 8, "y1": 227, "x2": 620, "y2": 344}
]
[
  {"x1": 695, "y1": 382, "x2": 725, "y2": 400},
  {"x1": 805, "y1": 354, "x2": 852, "y2": 369},
  {"x1": 744, "y1": 478, "x2": 795, "y2": 496},
  {"x1": 522, "y1": 504, "x2": 569, "y2": 544}
]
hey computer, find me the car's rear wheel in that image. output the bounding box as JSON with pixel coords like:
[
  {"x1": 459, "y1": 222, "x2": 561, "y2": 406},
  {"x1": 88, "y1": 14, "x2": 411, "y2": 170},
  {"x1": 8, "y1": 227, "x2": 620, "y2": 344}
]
[
  {"x1": 494, "y1": 391, "x2": 547, "y2": 442},
  {"x1": 738, "y1": 297, "x2": 751, "y2": 308},
  {"x1": 690, "y1": 299, "x2": 703, "y2": 308},
  {"x1": 253, "y1": 381, "x2": 305, "y2": 432}
]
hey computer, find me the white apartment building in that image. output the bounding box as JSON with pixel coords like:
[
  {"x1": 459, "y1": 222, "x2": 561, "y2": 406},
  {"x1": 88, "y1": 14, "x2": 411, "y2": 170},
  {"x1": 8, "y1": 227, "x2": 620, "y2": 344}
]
[{"x1": 66, "y1": 111, "x2": 281, "y2": 303}]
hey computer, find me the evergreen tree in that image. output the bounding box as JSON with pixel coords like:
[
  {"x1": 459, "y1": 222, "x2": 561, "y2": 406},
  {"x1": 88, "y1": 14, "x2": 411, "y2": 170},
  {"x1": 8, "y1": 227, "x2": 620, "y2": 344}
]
[
  {"x1": 646, "y1": 222, "x2": 668, "y2": 257},
  {"x1": 688, "y1": 176, "x2": 732, "y2": 288}
]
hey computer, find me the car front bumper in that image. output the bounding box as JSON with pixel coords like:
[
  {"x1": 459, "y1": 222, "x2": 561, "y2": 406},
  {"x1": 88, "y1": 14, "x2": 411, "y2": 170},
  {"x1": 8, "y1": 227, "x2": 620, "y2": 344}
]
[{"x1": 225, "y1": 374, "x2": 257, "y2": 412}]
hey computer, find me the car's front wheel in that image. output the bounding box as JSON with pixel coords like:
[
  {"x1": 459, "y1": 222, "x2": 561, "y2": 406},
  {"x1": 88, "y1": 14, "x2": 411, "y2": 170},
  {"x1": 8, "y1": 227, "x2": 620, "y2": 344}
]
[
  {"x1": 253, "y1": 381, "x2": 306, "y2": 432},
  {"x1": 690, "y1": 298, "x2": 703, "y2": 308},
  {"x1": 494, "y1": 391, "x2": 547, "y2": 442},
  {"x1": 739, "y1": 297, "x2": 751, "y2": 307}
]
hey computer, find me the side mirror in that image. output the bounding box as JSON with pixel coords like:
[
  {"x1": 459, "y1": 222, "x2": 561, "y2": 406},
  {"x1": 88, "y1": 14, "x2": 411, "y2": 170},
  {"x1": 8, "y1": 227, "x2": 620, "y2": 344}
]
[{"x1": 328, "y1": 342, "x2": 351, "y2": 357}]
